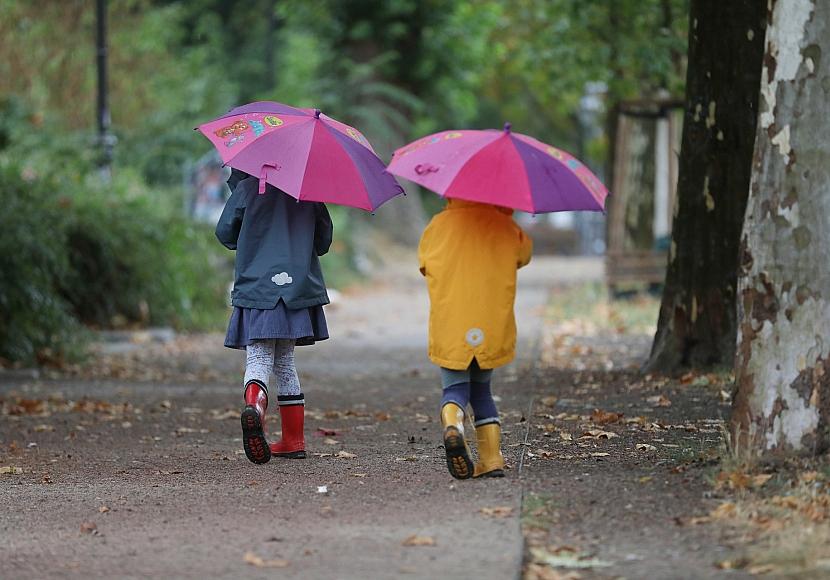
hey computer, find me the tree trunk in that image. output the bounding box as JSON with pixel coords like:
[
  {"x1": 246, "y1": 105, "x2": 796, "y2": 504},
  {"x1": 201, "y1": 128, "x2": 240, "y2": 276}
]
[
  {"x1": 731, "y1": 0, "x2": 830, "y2": 456},
  {"x1": 645, "y1": 0, "x2": 767, "y2": 372}
]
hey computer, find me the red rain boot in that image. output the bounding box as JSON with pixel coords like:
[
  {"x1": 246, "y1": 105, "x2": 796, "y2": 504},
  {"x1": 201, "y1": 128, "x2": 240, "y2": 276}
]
[
  {"x1": 269, "y1": 394, "x2": 306, "y2": 458},
  {"x1": 241, "y1": 380, "x2": 271, "y2": 464}
]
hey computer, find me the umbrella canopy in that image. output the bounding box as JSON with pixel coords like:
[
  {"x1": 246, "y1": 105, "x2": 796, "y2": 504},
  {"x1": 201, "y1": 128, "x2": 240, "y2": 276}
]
[
  {"x1": 387, "y1": 124, "x2": 608, "y2": 213},
  {"x1": 198, "y1": 101, "x2": 404, "y2": 211}
]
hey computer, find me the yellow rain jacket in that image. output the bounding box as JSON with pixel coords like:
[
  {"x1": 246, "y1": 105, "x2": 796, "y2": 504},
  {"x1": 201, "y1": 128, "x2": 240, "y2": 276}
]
[{"x1": 418, "y1": 199, "x2": 533, "y2": 370}]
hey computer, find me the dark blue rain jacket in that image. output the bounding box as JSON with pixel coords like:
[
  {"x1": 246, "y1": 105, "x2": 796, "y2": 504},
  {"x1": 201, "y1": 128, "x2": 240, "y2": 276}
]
[{"x1": 215, "y1": 171, "x2": 332, "y2": 309}]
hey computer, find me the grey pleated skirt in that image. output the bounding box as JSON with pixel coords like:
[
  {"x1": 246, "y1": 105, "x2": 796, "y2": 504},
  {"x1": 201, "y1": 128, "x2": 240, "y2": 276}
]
[{"x1": 224, "y1": 301, "x2": 328, "y2": 349}]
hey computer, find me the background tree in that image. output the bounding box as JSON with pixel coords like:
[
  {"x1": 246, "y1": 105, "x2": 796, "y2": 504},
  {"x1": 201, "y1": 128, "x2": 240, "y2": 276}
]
[
  {"x1": 645, "y1": 0, "x2": 767, "y2": 372},
  {"x1": 732, "y1": 0, "x2": 830, "y2": 456}
]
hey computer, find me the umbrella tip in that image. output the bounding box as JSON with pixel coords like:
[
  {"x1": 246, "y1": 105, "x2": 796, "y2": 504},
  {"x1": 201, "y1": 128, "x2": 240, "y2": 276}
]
[
  {"x1": 503, "y1": 122, "x2": 512, "y2": 133},
  {"x1": 314, "y1": 109, "x2": 321, "y2": 119}
]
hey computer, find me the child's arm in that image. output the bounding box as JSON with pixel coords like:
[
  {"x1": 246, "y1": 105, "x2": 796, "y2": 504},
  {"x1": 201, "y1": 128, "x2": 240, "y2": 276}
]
[
  {"x1": 314, "y1": 203, "x2": 333, "y2": 256},
  {"x1": 517, "y1": 227, "x2": 533, "y2": 269},
  {"x1": 215, "y1": 185, "x2": 248, "y2": 250}
]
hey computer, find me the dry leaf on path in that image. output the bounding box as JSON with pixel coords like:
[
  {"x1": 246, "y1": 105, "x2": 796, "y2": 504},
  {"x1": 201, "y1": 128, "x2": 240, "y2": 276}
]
[
  {"x1": 243, "y1": 551, "x2": 289, "y2": 568},
  {"x1": 590, "y1": 452, "x2": 610, "y2": 458},
  {"x1": 316, "y1": 427, "x2": 339, "y2": 436},
  {"x1": 323, "y1": 438, "x2": 339, "y2": 445},
  {"x1": 480, "y1": 506, "x2": 514, "y2": 518},
  {"x1": 635, "y1": 444, "x2": 657, "y2": 452},
  {"x1": 0, "y1": 466, "x2": 23, "y2": 475},
  {"x1": 710, "y1": 502, "x2": 737, "y2": 519},
  {"x1": 590, "y1": 409, "x2": 623, "y2": 425},
  {"x1": 79, "y1": 521, "x2": 97, "y2": 534},
  {"x1": 334, "y1": 450, "x2": 356, "y2": 459},
  {"x1": 540, "y1": 396, "x2": 558, "y2": 408},
  {"x1": 646, "y1": 395, "x2": 672, "y2": 407},
  {"x1": 559, "y1": 432, "x2": 573, "y2": 441},
  {"x1": 98, "y1": 506, "x2": 110, "y2": 513},
  {"x1": 580, "y1": 429, "x2": 618, "y2": 440},
  {"x1": 402, "y1": 535, "x2": 436, "y2": 547}
]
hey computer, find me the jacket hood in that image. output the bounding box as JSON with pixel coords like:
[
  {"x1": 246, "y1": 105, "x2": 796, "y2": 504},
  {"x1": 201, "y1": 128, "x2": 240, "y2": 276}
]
[{"x1": 446, "y1": 198, "x2": 513, "y2": 215}]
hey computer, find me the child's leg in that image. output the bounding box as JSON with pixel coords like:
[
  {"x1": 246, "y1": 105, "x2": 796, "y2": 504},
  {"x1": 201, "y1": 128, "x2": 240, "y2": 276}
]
[
  {"x1": 469, "y1": 363, "x2": 505, "y2": 478},
  {"x1": 468, "y1": 364, "x2": 497, "y2": 426},
  {"x1": 269, "y1": 339, "x2": 306, "y2": 458},
  {"x1": 241, "y1": 339, "x2": 276, "y2": 464},
  {"x1": 439, "y1": 367, "x2": 474, "y2": 479}
]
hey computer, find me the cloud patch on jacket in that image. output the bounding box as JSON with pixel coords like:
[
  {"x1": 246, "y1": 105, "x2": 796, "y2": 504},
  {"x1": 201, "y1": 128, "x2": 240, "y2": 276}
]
[{"x1": 271, "y1": 272, "x2": 293, "y2": 286}]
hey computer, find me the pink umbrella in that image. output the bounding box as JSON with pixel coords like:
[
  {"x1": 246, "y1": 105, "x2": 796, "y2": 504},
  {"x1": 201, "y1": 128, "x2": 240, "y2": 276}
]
[
  {"x1": 387, "y1": 124, "x2": 608, "y2": 213},
  {"x1": 198, "y1": 101, "x2": 404, "y2": 211}
]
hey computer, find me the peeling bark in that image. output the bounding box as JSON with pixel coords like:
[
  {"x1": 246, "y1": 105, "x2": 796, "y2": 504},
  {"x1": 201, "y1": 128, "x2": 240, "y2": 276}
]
[
  {"x1": 732, "y1": 0, "x2": 830, "y2": 456},
  {"x1": 646, "y1": 0, "x2": 767, "y2": 372}
]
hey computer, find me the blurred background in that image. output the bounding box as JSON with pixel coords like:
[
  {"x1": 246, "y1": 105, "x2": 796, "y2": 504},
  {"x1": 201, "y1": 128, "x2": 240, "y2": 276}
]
[{"x1": 0, "y1": 0, "x2": 689, "y2": 366}]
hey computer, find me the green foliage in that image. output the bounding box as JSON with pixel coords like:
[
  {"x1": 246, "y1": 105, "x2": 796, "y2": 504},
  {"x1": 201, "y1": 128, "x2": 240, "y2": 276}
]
[
  {"x1": 0, "y1": 163, "x2": 80, "y2": 364},
  {"x1": 0, "y1": 160, "x2": 231, "y2": 365}
]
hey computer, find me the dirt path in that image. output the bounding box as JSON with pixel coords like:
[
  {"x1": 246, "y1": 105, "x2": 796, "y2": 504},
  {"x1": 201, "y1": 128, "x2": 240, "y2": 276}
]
[{"x1": 0, "y1": 257, "x2": 742, "y2": 579}]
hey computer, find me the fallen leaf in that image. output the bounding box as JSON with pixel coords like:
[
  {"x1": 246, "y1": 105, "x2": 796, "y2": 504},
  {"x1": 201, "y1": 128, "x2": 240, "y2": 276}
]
[
  {"x1": 715, "y1": 558, "x2": 748, "y2": 570},
  {"x1": 580, "y1": 429, "x2": 618, "y2": 440},
  {"x1": 646, "y1": 395, "x2": 672, "y2": 407},
  {"x1": 374, "y1": 412, "x2": 391, "y2": 421},
  {"x1": 323, "y1": 438, "x2": 339, "y2": 445},
  {"x1": 34, "y1": 424, "x2": 55, "y2": 432},
  {"x1": 317, "y1": 485, "x2": 328, "y2": 494},
  {"x1": 559, "y1": 432, "x2": 573, "y2": 442},
  {"x1": 334, "y1": 450, "x2": 356, "y2": 459},
  {"x1": 0, "y1": 466, "x2": 23, "y2": 475},
  {"x1": 752, "y1": 474, "x2": 773, "y2": 488},
  {"x1": 350, "y1": 473, "x2": 367, "y2": 478},
  {"x1": 316, "y1": 427, "x2": 338, "y2": 436},
  {"x1": 530, "y1": 547, "x2": 612, "y2": 569},
  {"x1": 80, "y1": 521, "x2": 97, "y2": 534},
  {"x1": 540, "y1": 396, "x2": 558, "y2": 408},
  {"x1": 591, "y1": 409, "x2": 623, "y2": 425},
  {"x1": 709, "y1": 502, "x2": 737, "y2": 519},
  {"x1": 636, "y1": 444, "x2": 657, "y2": 452},
  {"x1": 402, "y1": 535, "x2": 436, "y2": 547},
  {"x1": 243, "y1": 551, "x2": 289, "y2": 568},
  {"x1": 590, "y1": 452, "x2": 610, "y2": 458},
  {"x1": 747, "y1": 564, "x2": 777, "y2": 575},
  {"x1": 480, "y1": 506, "x2": 514, "y2": 518},
  {"x1": 98, "y1": 506, "x2": 110, "y2": 513}
]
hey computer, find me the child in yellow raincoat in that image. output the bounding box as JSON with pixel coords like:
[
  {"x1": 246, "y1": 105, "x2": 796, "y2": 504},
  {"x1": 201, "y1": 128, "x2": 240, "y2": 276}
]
[{"x1": 418, "y1": 199, "x2": 532, "y2": 479}]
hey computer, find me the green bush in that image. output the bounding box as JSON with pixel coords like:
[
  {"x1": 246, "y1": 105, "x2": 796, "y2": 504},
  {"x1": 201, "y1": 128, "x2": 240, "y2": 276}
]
[
  {"x1": 0, "y1": 163, "x2": 80, "y2": 363},
  {"x1": 0, "y1": 161, "x2": 232, "y2": 365}
]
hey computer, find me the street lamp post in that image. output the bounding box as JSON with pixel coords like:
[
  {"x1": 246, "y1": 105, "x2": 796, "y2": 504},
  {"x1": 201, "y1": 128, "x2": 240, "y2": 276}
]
[{"x1": 96, "y1": 0, "x2": 115, "y2": 181}]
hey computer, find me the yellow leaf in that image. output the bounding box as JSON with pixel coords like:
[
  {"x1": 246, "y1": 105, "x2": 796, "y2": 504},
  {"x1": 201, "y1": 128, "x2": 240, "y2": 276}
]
[
  {"x1": 480, "y1": 506, "x2": 514, "y2": 518},
  {"x1": 243, "y1": 551, "x2": 289, "y2": 568},
  {"x1": 402, "y1": 535, "x2": 436, "y2": 547}
]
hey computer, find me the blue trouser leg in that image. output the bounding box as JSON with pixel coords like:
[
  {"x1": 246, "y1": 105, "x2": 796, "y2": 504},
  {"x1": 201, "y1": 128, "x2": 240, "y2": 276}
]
[
  {"x1": 440, "y1": 367, "x2": 470, "y2": 410},
  {"x1": 470, "y1": 381, "x2": 499, "y2": 425}
]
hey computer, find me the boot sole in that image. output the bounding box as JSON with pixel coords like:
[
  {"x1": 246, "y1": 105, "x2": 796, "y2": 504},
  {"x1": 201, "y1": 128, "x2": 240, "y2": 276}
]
[
  {"x1": 271, "y1": 449, "x2": 307, "y2": 459},
  {"x1": 444, "y1": 427, "x2": 474, "y2": 480},
  {"x1": 241, "y1": 406, "x2": 271, "y2": 464},
  {"x1": 474, "y1": 469, "x2": 505, "y2": 479}
]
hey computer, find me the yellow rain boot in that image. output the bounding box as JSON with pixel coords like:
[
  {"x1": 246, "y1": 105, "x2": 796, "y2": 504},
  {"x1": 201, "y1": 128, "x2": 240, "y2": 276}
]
[
  {"x1": 474, "y1": 423, "x2": 505, "y2": 478},
  {"x1": 441, "y1": 403, "x2": 474, "y2": 480}
]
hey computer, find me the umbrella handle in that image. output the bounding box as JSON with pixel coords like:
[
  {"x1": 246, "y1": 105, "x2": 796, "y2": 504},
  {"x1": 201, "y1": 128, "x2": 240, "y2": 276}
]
[{"x1": 258, "y1": 164, "x2": 279, "y2": 194}]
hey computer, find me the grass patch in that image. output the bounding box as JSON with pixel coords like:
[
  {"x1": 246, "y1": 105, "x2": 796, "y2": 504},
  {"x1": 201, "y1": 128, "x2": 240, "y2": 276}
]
[{"x1": 546, "y1": 282, "x2": 659, "y2": 336}]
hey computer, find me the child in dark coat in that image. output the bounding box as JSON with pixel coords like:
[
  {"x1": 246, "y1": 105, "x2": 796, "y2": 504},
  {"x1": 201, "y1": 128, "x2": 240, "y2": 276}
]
[{"x1": 216, "y1": 169, "x2": 332, "y2": 464}]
